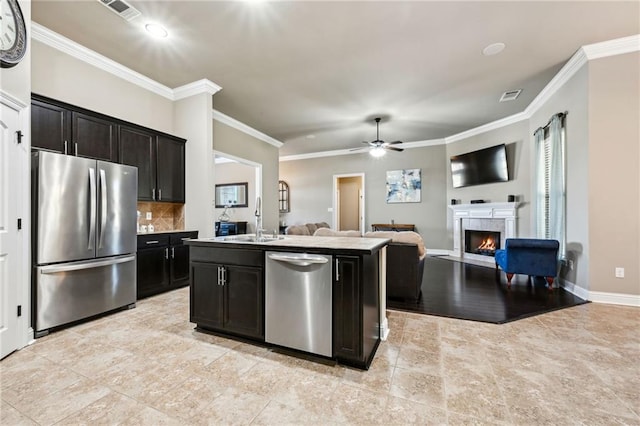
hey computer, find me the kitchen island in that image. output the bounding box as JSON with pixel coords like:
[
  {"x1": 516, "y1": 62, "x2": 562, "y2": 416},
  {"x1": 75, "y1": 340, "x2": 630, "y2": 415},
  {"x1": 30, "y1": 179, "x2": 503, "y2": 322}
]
[{"x1": 186, "y1": 235, "x2": 390, "y2": 370}]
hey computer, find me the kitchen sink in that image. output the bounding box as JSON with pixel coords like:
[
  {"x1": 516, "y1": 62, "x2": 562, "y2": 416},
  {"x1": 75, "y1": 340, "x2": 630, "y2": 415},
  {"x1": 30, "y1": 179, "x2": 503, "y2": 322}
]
[{"x1": 217, "y1": 235, "x2": 284, "y2": 243}]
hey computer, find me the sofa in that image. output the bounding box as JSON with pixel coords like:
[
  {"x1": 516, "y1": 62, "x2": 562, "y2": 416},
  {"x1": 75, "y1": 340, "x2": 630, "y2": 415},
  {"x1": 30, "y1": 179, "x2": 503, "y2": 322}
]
[
  {"x1": 284, "y1": 222, "x2": 330, "y2": 235},
  {"x1": 365, "y1": 231, "x2": 426, "y2": 301},
  {"x1": 310, "y1": 228, "x2": 426, "y2": 301}
]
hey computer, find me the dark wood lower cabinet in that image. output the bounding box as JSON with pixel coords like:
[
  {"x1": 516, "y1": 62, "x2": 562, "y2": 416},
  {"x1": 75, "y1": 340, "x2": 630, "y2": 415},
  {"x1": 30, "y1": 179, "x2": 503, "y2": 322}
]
[
  {"x1": 191, "y1": 262, "x2": 263, "y2": 340},
  {"x1": 137, "y1": 231, "x2": 198, "y2": 299},
  {"x1": 187, "y1": 243, "x2": 381, "y2": 369},
  {"x1": 333, "y1": 254, "x2": 380, "y2": 369}
]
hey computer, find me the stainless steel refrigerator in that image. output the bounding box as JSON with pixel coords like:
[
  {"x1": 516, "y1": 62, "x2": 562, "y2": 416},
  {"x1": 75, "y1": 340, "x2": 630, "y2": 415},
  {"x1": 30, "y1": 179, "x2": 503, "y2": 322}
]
[{"x1": 32, "y1": 151, "x2": 138, "y2": 336}]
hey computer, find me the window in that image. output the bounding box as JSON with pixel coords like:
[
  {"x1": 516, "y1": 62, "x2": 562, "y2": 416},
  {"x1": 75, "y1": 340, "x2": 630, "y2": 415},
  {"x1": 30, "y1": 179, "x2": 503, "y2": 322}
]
[
  {"x1": 534, "y1": 113, "x2": 566, "y2": 259},
  {"x1": 278, "y1": 180, "x2": 290, "y2": 213}
]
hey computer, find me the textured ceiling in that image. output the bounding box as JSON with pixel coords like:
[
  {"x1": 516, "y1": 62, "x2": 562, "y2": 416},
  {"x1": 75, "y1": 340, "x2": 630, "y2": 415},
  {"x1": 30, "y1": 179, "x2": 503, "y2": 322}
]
[{"x1": 32, "y1": 1, "x2": 640, "y2": 156}]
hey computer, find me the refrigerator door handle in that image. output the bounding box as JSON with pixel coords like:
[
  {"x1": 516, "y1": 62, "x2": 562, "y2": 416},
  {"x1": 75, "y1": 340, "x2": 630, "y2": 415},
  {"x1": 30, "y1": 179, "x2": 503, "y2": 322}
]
[
  {"x1": 99, "y1": 169, "x2": 108, "y2": 249},
  {"x1": 39, "y1": 255, "x2": 136, "y2": 274},
  {"x1": 88, "y1": 167, "x2": 97, "y2": 250}
]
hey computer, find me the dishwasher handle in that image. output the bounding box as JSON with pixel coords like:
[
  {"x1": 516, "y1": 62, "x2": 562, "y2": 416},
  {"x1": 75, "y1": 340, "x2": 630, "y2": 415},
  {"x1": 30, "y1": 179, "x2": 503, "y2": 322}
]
[{"x1": 267, "y1": 253, "x2": 329, "y2": 267}]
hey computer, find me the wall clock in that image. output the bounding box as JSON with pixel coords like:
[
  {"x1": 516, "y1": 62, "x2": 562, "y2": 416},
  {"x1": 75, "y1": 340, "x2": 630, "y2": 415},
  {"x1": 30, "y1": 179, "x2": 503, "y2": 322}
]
[{"x1": 1, "y1": 0, "x2": 27, "y2": 68}]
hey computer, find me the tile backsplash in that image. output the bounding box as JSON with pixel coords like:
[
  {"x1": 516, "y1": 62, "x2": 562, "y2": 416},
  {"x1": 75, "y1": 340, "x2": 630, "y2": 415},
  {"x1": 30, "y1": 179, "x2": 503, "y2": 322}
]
[{"x1": 137, "y1": 202, "x2": 185, "y2": 232}]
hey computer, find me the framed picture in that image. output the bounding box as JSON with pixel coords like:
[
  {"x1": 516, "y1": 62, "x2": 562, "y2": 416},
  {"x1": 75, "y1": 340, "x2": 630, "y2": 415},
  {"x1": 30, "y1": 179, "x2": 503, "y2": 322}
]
[
  {"x1": 386, "y1": 169, "x2": 421, "y2": 203},
  {"x1": 215, "y1": 182, "x2": 248, "y2": 208}
]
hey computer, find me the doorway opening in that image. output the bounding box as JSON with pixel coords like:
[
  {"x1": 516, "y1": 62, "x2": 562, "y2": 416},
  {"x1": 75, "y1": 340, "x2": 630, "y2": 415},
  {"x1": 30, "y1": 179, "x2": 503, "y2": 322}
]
[
  {"x1": 213, "y1": 151, "x2": 261, "y2": 235},
  {"x1": 333, "y1": 173, "x2": 365, "y2": 233}
]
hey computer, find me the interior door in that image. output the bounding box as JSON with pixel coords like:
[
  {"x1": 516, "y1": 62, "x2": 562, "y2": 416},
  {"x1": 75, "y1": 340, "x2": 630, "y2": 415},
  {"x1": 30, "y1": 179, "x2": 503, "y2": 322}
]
[{"x1": 0, "y1": 100, "x2": 21, "y2": 359}]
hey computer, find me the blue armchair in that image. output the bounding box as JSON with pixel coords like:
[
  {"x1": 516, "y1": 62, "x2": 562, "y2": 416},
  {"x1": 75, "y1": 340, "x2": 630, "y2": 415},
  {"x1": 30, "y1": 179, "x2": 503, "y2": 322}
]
[{"x1": 494, "y1": 238, "x2": 560, "y2": 290}]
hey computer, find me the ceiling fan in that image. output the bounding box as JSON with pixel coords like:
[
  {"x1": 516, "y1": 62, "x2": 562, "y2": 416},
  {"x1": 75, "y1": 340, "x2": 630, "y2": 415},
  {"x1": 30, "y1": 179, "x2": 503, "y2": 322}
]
[{"x1": 351, "y1": 117, "x2": 404, "y2": 157}]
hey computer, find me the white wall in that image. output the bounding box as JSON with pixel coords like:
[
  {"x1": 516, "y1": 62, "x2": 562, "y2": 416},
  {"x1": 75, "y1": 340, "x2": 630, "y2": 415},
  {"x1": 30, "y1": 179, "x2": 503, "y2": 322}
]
[
  {"x1": 529, "y1": 64, "x2": 589, "y2": 291},
  {"x1": 31, "y1": 41, "x2": 174, "y2": 134},
  {"x1": 214, "y1": 161, "x2": 257, "y2": 227},
  {"x1": 279, "y1": 144, "x2": 449, "y2": 248},
  {"x1": 174, "y1": 94, "x2": 215, "y2": 238},
  {"x1": 587, "y1": 52, "x2": 640, "y2": 298},
  {"x1": 445, "y1": 120, "x2": 532, "y2": 248},
  {"x1": 213, "y1": 120, "x2": 280, "y2": 234}
]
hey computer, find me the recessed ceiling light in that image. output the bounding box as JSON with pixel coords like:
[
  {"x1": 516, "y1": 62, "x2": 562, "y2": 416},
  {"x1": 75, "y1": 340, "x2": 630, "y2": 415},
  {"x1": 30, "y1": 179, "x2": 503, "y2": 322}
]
[
  {"x1": 145, "y1": 23, "x2": 168, "y2": 38},
  {"x1": 482, "y1": 42, "x2": 506, "y2": 56}
]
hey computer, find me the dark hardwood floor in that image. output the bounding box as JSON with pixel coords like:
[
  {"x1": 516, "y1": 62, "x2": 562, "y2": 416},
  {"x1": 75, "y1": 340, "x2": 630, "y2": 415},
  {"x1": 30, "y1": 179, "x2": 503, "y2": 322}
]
[{"x1": 387, "y1": 255, "x2": 588, "y2": 324}]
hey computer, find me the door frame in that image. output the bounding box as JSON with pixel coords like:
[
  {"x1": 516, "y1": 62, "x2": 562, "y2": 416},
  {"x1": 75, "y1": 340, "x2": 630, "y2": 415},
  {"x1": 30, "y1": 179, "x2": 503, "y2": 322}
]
[
  {"x1": 0, "y1": 91, "x2": 33, "y2": 358},
  {"x1": 213, "y1": 150, "x2": 262, "y2": 232},
  {"x1": 332, "y1": 173, "x2": 365, "y2": 233}
]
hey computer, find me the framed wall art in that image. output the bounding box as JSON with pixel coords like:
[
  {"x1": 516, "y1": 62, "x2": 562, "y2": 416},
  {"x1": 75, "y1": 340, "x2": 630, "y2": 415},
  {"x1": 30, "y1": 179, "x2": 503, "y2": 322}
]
[{"x1": 386, "y1": 169, "x2": 421, "y2": 203}]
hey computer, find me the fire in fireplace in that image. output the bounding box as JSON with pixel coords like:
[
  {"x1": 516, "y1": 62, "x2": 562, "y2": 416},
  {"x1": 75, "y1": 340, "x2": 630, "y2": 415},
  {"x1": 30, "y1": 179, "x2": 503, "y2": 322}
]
[{"x1": 465, "y1": 230, "x2": 501, "y2": 256}]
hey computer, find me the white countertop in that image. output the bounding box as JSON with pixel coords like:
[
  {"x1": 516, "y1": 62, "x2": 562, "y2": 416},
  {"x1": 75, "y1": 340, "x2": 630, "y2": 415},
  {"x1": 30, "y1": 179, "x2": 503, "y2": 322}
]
[{"x1": 187, "y1": 234, "x2": 391, "y2": 253}]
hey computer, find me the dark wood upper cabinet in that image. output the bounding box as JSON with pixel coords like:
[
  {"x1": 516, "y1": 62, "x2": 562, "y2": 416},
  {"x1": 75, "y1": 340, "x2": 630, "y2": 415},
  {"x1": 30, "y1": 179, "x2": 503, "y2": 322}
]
[
  {"x1": 156, "y1": 135, "x2": 185, "y2": 203},
  {"x1": 31, "y1": 99, "x2": 70, "y2": 154},
  {"x1": 119, "y1": 125, "x2": 156, "y2": 201},
  {"x1": 32, "y1": 94, "x2": 186, "y2": 203},
  {"x1": 72, "y1": 112, "x2": 118, "y2": 162}
]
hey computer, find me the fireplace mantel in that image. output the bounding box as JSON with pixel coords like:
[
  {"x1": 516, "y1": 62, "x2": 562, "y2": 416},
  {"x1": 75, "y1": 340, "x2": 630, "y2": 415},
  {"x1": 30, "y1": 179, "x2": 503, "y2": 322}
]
[{"x1": 449, "y1": 202, "x2": 520, "y2": 260}]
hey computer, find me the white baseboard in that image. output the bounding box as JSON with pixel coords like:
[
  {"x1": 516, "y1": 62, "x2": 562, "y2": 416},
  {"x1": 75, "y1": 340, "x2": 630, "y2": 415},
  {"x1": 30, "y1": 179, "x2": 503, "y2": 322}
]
[
  {"x1": 560, "y1": 279, "x2": 590, "y2": 300},
  {"x1": 426, "y1": 249, "x2": 451, "y2": 256},
  {"x1": 380, "y1": 317, "x2": 389, "y2": 341},
  {"x1": 588, "y1": 291, "x2": 640, "y2": 307},
  {"x1": 562, "y1": 280, "x2": 640, "y2": 306}
]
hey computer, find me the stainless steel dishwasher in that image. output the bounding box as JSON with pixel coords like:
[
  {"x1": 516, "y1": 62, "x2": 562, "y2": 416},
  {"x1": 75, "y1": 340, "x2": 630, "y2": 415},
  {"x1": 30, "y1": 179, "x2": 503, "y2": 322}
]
[{"x1": 265, "y1": 251, "x2": 333, "y2": 357}]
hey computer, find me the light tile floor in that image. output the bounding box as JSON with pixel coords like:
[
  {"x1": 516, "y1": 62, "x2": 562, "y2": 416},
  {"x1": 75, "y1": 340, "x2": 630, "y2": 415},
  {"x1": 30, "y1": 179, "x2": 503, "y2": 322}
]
[{"x1": 1, "y1": 287, "x2": 639, "y2": 425}]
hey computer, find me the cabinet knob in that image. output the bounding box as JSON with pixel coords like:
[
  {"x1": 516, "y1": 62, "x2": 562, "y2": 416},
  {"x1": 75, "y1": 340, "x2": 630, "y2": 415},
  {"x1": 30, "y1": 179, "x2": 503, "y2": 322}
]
[
  {"x1": 171, "y1": 247, "x2": 175, "y2": 258},
  {"x1": 335, "y1": 259, "x2": 340, "y2": 281},
  {"x1": 158, "y1": 189, "x2": 162, "y2": 201},
  {"x1": 165, "y1": 248, "x2": 169, "y2": 259}
]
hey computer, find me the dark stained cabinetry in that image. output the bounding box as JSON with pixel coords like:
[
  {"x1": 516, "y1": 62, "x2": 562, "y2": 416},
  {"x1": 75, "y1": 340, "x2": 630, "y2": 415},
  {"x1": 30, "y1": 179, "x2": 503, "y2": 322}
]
[
  {"x1": 119, "y1": 126, "x2": 185, "y2": 203},
  {"x1": 156, "y1": 135, "x2": 185, "y2": 203},
  {"x1": 31, "y1": 99, "x2": 69, "y2": 154},
  {"x1": 190, "y1": 247, "x2": 264, "y2": 340},
  {"x1": 31, "y1": 95, "x2": 186, "y2": 202},
  {"x1": 333, "y1": 253, "x2": 380, "y2": 369},
  {"x1": 137, "y1": 231, "x2": 197, "y2": 299},
  {"x1": 31, "y1": 96, "x2": 117, "y2": 162},
  {"x1": 71, "y1": 112, "x2": 118, "y2": 161}
]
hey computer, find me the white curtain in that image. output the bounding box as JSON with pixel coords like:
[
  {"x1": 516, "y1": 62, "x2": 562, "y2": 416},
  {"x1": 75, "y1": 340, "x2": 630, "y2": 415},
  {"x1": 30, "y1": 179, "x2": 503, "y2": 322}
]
[
  {"x1": 534, "y1": 127, "x2": 546, "y2": 239},
  {"x1": 534, "y1": 114, "x2": 566, "y2": 260},
  {"x1": 548, "y1": 115, "x2": 566, "y2": 259}
]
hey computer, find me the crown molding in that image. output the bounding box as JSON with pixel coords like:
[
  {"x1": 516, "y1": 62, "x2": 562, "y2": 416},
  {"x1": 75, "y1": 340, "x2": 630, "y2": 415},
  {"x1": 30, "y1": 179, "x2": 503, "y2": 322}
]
[
  {"x1": 443, "y1": 34, "x2": 640, "y2": 145},
  {"x1": 174, "y1": 79, "x2": 222, "y2": 100},
  {"x1": 31, "y1": 22, "x2": 223, "y2": 102},
  {"x1": 31, "y1": 22, "x2": 175, "y2": 100},
  {"x1": 582, "y1": 34, "x2": 640, "y2": 60},
  {"x1": 280, "y1": 138, "x2": 445, "y2": 162},
  {"x1": 212, "y1": 109, "x2": 283, "y2": 148},
  {"x1": 444, "y1": 111, "x2": 529, "y2": 144}
]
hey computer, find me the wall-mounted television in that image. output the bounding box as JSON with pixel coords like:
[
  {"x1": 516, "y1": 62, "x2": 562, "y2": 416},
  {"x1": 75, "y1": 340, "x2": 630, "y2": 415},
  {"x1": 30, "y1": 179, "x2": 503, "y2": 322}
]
[{"x1": 450, "y1": 144, "x2": 509, "y2": 188}]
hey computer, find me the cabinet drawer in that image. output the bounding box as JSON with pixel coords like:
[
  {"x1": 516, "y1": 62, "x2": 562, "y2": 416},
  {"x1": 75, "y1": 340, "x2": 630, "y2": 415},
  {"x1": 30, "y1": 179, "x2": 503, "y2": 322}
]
[
  {"x1": 170, "y1": 231, "x2": 198, "y2": 246},
  {"x1": 137, "y1": 234, "x2": 169, "y2": 249},
  {"x1": 190, "y1": 247, "x2": 263, "y2": 267}
]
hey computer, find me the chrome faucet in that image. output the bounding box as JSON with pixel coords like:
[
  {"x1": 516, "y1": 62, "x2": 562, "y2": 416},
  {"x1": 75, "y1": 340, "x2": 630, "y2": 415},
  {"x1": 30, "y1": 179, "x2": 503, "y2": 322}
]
[{"x1": 255, "y1": 196, "x2": 263, "y2": 241}]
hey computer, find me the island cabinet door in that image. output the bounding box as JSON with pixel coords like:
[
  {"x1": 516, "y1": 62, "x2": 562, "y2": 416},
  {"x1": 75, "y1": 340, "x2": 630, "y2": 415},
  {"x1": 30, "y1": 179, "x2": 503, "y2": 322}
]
[
  {"x1": 190, "y1": 262, "x2": 224, "y2": 330},
  {"x1": 224, "y1": 265, "x2": 264, "y2": 340},
  {"x1": 333, "y1": 255, "x2": 362, "y2": 363}
]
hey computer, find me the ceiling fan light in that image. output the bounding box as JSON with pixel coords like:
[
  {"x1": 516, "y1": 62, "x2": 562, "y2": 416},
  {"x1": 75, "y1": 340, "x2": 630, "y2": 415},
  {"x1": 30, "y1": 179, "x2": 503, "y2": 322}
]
[{"x1": 370, "y1": 146, "x2": 386, "y2": 158}]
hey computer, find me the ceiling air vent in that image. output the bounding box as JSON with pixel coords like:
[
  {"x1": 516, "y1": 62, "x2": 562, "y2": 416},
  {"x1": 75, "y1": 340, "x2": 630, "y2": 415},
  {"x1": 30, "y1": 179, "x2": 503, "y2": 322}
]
[
  {"x1": 499, "y1": 89, "x2": 522, "y2": 102},
  {"x1": 98, "y1": 0, "x2": 141, "y2": 22}
]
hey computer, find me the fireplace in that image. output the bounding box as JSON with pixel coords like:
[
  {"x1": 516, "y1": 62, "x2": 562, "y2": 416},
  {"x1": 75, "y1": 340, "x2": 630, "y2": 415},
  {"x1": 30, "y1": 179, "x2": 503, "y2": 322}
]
[{"x1": 465, "y1": 230, "x2": 501, "y2": 257}]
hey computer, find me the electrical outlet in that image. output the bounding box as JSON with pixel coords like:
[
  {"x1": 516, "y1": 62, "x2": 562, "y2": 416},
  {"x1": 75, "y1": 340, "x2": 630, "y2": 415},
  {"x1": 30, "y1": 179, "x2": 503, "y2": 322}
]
[
  {"x1": 146, "y1": 212, "x2": 152, "y2": 220},
  {"x1": 615, "y1": 267, "x2": 625, "y2": 278}
]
